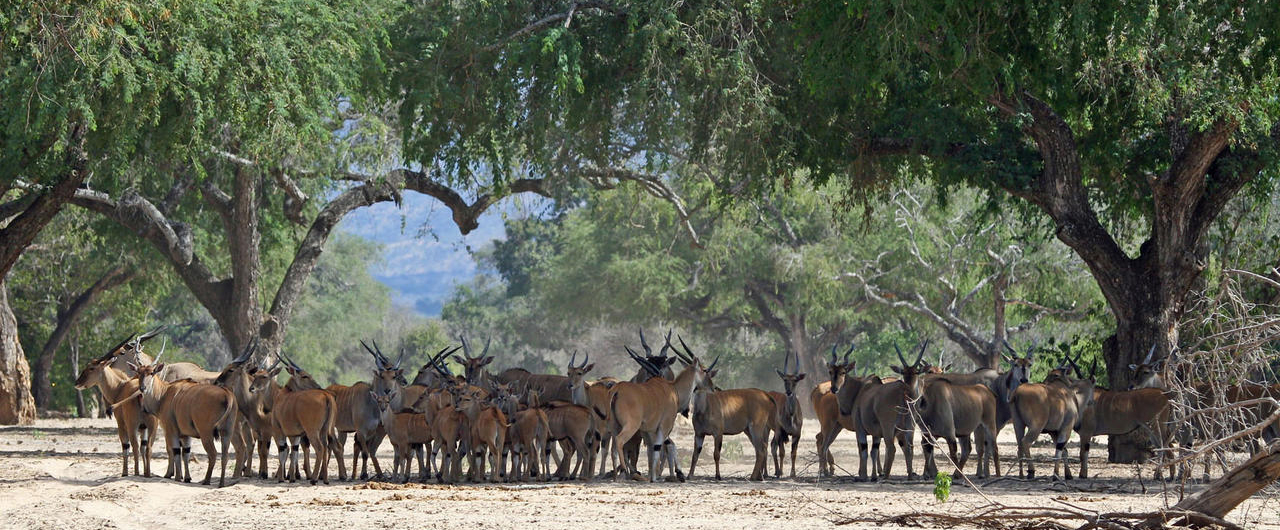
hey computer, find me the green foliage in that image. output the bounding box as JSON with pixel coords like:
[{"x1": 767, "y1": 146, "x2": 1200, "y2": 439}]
[
  {"x1": 934, "y1": 472, "x2": 952, "y2": 502},
  {"x1": 3, "y1": 0, "x2": 395, "y2": 184},
  {"x1": 1029, "y1": 336, "x2": 1107, "y2": 384},
  {"x1": 788, "y1": 0, "x2": 1280, "y2": 205}
]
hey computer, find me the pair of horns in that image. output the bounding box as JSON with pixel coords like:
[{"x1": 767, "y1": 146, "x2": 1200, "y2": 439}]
[
  {"x1": 894, "y1": 339, "x2": 930, "y2": 370},
  {"x1": 829, "y1": 343, "x2": 854, "y2": 365},
  {"x1": 568, "y1": 350, "x2": 589, "y2": 369},
  {"x1": 361, "y1": 339, "x2": 406, "y2": 370},
  {"x1": 781, "y1": 348, "x2": 803, "y2": 376},
  {"x1": 458, "y1": 335, "x2": 491, "y2": 360}
]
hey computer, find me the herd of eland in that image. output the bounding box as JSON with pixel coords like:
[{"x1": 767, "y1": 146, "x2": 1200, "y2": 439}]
[{"x1": 72, "y1": 326, "x2": 1280, "y2": 488}]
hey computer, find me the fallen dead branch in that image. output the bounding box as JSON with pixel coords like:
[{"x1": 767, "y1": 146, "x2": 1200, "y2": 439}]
[{"x1": 834, "y1": 504, "x2": 1247, "y2": 530}]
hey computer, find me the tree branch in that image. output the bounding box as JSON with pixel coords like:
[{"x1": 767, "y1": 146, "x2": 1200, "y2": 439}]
[
  {"x1": 480, "y1": 2, "x2": 625, "y2": 53},
  {"x1": 68, "y1": 188, "x2": 229, "y2": 315},
  {"x1": 0, "y1": 122, "x2": 89, "y2": 277}
]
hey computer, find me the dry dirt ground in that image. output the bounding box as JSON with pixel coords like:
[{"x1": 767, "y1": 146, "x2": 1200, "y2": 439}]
[{"x1": 1, "y1": 417, "x2": 1277, "y2": 529}]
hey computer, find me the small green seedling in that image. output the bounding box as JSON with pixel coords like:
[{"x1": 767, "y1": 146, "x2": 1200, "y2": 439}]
[{"x1": 934, "y1": 472, "x2": 952, "y2": 502}]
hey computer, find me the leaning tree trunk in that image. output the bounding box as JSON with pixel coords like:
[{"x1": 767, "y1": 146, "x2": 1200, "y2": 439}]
[
  {"x1": 0, "y1": 280, "x2": 37, "y2": 425},
  {"x1": 1135, "y1": 440, "x2": 1280, "y2": 529},
  {"x1": 32, "y1": 265, "x2": 133, "y2": 410}
]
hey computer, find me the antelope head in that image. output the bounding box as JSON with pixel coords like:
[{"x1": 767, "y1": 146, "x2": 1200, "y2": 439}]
[
  {"x1": 1127, "y1": 344, "x2": 1163, "y2": 390},
  {"x1": 1000, "y1": 340, "x2": 1034, "y2": 397},
  {"x1": 130, "y1": 344, "x2": 170, "y2": 415},
  {"x1": 414, "y1": 345, "x2": 462, "y2": 386},
  {"x1": 775, "y1": 350, "x2": 806, "y2": 397},
  {"x1": 370, "y1": 385, "x2": 401, "y2": 415},
  {"x1": 213, "y1": 339, "x2": 259, "y2": 387},
  {"x1": 248, "y1": 359, "x2": 283, "y2": 412},
  {"x1": 826, "y1": 342, "x2": 854, "y2": 393},
  {"x1": 891, "y1": 339, "x2": 930, "y2": 398},
  {"x1": 362, "y1": 340, "x2": 408, "y2": 388},
  {"x1": 566, "y1": 349, "x2": 594, "y2": 405},
  {"x1": 489, "y1": 381, "x2": 517, "y2": 417},
  {"x1": 455, "y1": 335, "x2": 494, "y2": 385},
  {"x1": 278, "y1": 350, "x2": 320, "y2": 391}
]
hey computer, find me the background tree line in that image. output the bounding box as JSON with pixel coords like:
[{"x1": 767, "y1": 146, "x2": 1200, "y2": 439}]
[{"x1": 1, "y1": 0, "x2": 1277, "y2": 468}]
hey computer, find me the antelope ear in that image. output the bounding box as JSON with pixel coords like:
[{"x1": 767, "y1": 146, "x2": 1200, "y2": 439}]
[
  {"x1": 270, "y1": 367, "x2": 283, "y2": 377},
  {"x1": 1128, "y1": 364, "x2": 1138, "y2": 371},
  {"x1": 480, "y1": 356, "x2": 494, "y2": 367},
  {"x1": 776, "y1": 369, "x2": 786, "y2": 379},
  {"x1": 795, "y1": 373, "x2": 806, "y2": 382},
  {"x1": 890, "y1": 366, "x2": 903, "y2": 375},
  {"x1": 582, "y1": 363, "x2": 594, "y2": 374},
  {"x1": 153, "y1": 363, "x2": 166, "y2": 372}
]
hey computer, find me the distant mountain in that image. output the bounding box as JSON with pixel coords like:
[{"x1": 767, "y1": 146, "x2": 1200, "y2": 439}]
[{"x1": 337, "y1": 194, "x2": 505, "y2": 316}]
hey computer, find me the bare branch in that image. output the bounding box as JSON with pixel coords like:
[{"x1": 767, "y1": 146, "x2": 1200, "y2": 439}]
[{"x1": 480, "y1": 2, "x2": 625, "y2": 53}]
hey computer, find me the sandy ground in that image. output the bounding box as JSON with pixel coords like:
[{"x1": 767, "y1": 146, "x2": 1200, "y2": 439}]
[{"x1": 0, "y1": 417, "x2": 1277, "y2": 530}]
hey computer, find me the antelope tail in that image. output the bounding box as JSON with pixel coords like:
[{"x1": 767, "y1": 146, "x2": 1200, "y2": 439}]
[
  {"x1": 608, "y1": 392, "x2": 621, "y2": 434},
  {"x1": 212, "y1": 395, "x2": 237, "y2": 440},
  {"x1": 110, "y1": 390, "x2": 143, "y2": 411}
]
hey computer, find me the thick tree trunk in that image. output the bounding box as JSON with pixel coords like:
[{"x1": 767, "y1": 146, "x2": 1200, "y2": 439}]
[
  {"x1": 0, "y1": 280, "x2": 37, "y2": 425},
  {"x1": 1142, "y1": 441, "x2": 1280, "y2": 527},
  {"x1": 32, "y1": 265, "x2": 133, "y2": 410}
]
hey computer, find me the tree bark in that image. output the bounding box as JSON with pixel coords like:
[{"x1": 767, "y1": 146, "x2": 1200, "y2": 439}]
[
  {"x1": 983, "y1": 93, "x2": 1274, "y2": 462},
  {"x1": 0, "y1": 279, "x2": 37, "y2": 424},
  {"x1": 1148, "y1": 441, "x2": 1280, "y2": 526},
  {"x1": 32, "y1": 265, "x2": 134, "y2": 410}
]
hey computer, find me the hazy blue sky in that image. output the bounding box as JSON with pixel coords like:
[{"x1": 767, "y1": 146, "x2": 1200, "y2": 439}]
[{"x1": 336, "y1": 192, "x2": 505, "y2": 315}]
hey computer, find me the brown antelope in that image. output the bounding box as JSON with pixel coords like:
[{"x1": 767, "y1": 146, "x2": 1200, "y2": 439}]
[
  {"x1": 429, "y1": 384, "x2": 467, "y2": 483},
  {"x1": 615, "y1": 330, "x2": 682, "y2": 479},
  {"x1": 1048, "y1": 358, "x2": 1174, "y2": 479},
  {"x1": 687, "y1": 364, "x2": 774, "y2": 481},
  {"x1": 324, "y1": 374, "x2": 386, "y2": 479},
  {"x1": 255, "y1": 354, "x2": 339, "y2": 484},
  {"x1": 75, "y1": 354, "x2": 157, "y2": 477},
  {"x1": 839, "y1": 341, "x2": 931, "y2": 481},
  {"x1": 213, "y1": 340, "x2": 279, "y2": 479},
  {"x1": 369, "y1": 385, "x2": 435, "y2": 483},
  {"x1": 455, "y1": 335, "x2": 496, "y2": 386},
  {"x1": 812, "y1": 345, "x2": 855, "y2": 477},
  {"x1": 1129, "y1": 346, "x2": 1280, "y2": 451},
  {"x1": 502, "y1": 383, "x2": 552, "y2": 481},
  {"x1": 909, "y1": 368, "x2": 998, "y2": 479},
  {"x1": 607, "y1": 335, "x2": 710, "y2": 482},
  {"x1": 770, "y1": 351, "x2": 805, "y2": 478},
  {"x1": 1010, "y1": 358, "x2": 1095, "y2": 480},
  {"x1": 541, "y1": 398, "x2": 597, "y2": 480},
  {"x1": 132, "y1": 351, "x2": 242, "y2": 487},
  {"x1": 456, "y1": 385, "x2": 508, "y2": 482}
]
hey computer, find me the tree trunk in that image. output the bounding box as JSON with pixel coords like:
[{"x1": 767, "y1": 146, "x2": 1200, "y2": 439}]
[
  {"x1": 0, "y1": 279, "x2": 37, "y2": 424},
  {"x1": 70, "y1": 325, "x2": 86, "y2": 418},
  {"x1": 32, "y1": 265, "x2": 133, "y2": 410},
  {"x1": 1148, "y1": 441, "x2": 1280, "y2": 526}
]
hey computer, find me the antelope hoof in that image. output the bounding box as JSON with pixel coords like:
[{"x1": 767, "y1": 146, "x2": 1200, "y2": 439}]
[
  {"x1": 663, "y1": 475, "x2": 681, "y2": 483},
  {"x1": 184, "y1": 477, "x2": 192, "y2": 483},
  {"x1": 907, "y1": 472, "x2": 919, "y2": 480},
  {"x1": 200, "y1": 479, "x2": 210, "y2": 485}
]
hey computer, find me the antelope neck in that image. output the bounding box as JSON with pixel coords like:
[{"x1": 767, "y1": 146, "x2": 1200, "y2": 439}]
[
  {"x1": 95, "y1": 365, "x2": 133, "y2": 403},
  {"x1": 672, "y1": 364, "x2": 699, "y2": 413}
]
